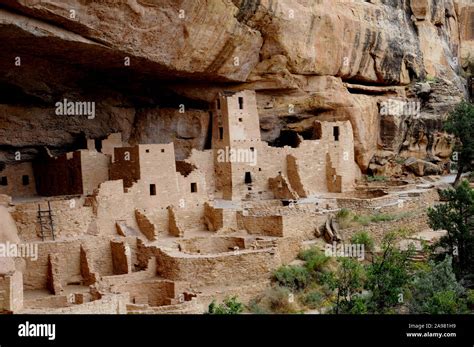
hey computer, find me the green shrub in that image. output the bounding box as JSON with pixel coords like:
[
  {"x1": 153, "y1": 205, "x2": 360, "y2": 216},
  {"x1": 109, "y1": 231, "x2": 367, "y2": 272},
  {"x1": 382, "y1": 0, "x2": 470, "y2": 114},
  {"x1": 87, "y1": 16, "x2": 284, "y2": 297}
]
[
  {"x1": 466, "y1": 289, "x2": 474, "y2": 309},
  {"x1": 336, "y1": 208, "x2": 354, "y2": 228},
  {"x1": 336, "y1": 208, "x2": 352, "y2": 219},
  {"x1": 273, "y1": 265, "x2": 310, "y2": 291},
  {"x1": 353, "y1": 212, "x2": 413, "y2": 226},
  {"x1": 208, "y1": 296, "x2": 244, "y2": 314},
  {"x1": 266, "y1": 286, "x2": 298, "y2": 313},
  {"x1": 302, "y1": 290, "x2": 324, "y2": 309},
  {"x1": 298, "y1": 247, "x2": 330, "y2": 273},
  {"x1": 408, "y1": 256, "x2": 467, "y2": 314},
  {"x1": 353, "y1": 215, "x2": 371, "y2": 226},
  {"x1": 351, "y1": 231, "x2": 375, "y2": 252},
  {"x1": 367, "y1": 175, "x2": 387, "y2": 182}
]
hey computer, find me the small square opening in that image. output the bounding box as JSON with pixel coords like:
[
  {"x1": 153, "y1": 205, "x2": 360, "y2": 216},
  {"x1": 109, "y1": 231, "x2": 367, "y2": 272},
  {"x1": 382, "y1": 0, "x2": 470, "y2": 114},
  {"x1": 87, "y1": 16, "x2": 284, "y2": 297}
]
[
  {"x1": 161, "y1": 149, "x2": 165, "y2": 153},
  {"x1": 191, "y1": 182, "x2": 197, "y2": 193},
  {"x1": 150, "y1": 184, "x2": 156, "y2": 196},
  {"x1": 146, "y1": 149, "x2": 150, "y2": 153},
  {"x1": 238, "y1": 117, "x2": 243, "y2": 122}
]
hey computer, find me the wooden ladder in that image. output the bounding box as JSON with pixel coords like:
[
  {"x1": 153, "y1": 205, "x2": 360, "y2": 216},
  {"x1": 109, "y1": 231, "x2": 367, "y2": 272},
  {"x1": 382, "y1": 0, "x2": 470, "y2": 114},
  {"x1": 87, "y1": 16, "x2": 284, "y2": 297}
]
[{"x1": 37, "y1": 201, "x2": 55, "y2": 241}]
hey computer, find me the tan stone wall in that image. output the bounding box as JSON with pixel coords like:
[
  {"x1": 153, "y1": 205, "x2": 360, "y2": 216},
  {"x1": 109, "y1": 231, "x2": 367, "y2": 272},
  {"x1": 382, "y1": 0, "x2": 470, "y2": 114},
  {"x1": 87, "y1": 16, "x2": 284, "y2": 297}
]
[
  {"x1": 178, "y1": 236, "x2": 246, "y2": 255},
  {"x1": 79, "y1": 150, "x2": 110, "y2": 195},
  {"x1": 23, "y1": 237, "x2": 115, "y2": 290},
  {"x1": 101, "y1": 133, "x2": 123, "y2": 161},
  {"x1": 155, "y1": 248, "x2": 279, "y2": 287},
  {"x1": 237, "y1": 213, "x2": 284, "y2": 236},
  {"x1": 107, "y1": 279, "x2": 176, "y2": 306},
  {"x1": 0, "y1": 162, "x2": 37, "y2": 197},
  {"x1": 21, "y1": 293, "x2": 129, "y2": 314},
  {"x1": 11, "y1": 198, "x2": 94, "y2": 241},
  {"x1": 0, "y1": 271, "x2": 23, "y2": 312},
  {"x1": 186, "y1": 149, "x2": 215, "y2": 195}
]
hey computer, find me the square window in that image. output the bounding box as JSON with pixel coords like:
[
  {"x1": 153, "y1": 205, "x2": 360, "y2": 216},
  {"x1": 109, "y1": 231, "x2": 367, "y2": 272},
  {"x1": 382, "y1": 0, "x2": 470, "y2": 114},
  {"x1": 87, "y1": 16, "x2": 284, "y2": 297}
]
[
  {"x1": 161, "y1": 149, "x2": 165, "y2": 153},
  {"x1": 146, "y1": 149, "x2": 150, "y2": 153},
  {"x1": 238, "y1": 118, "x2": 243, "y2": 122}
]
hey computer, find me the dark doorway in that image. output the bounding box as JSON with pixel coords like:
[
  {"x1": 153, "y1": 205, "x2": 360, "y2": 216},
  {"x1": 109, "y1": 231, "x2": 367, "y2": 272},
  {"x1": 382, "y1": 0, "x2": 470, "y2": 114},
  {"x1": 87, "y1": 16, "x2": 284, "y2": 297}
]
[
  {"x1": 219, "y1": 127, "x2": 224, "y2": 140},
  {"x1": 22, "y1": 175, "x2": 29, "y2": 186},
  {"x1": 150, "y1": 184, "x2": 156, "y2": 196},
  {"x1": 191, "y1": 182, "x2": 197, "y2": 193},
  {"x1": 244, "y1": 172, "x2": 252, "y2": 184},
  {"x1": 333, "y1": 126, "x2": 340, "y2": 142},
  {"x1": 94, "y1": 139, "x2": 102, "y2": 152}
]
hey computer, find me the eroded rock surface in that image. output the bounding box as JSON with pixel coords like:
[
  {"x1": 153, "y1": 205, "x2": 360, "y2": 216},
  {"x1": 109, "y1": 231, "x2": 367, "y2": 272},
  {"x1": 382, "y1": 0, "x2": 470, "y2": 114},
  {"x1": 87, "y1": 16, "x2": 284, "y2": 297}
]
[{"x1": 0, "y1": 0, "x2": 473, "y2": 175}]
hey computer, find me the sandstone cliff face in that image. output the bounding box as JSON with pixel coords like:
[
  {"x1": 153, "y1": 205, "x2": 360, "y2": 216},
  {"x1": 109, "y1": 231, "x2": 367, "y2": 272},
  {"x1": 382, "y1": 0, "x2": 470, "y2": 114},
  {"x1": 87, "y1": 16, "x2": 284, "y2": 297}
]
[{"x1": 0, "y1": 0, "x2": 472, "y2": 175}]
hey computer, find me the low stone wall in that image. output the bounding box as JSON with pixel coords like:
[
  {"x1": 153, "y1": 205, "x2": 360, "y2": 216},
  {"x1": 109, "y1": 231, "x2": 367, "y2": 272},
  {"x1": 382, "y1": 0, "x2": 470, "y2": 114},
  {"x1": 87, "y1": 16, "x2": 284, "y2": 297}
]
[
  {"x1": 23, "y1": 236, "x2": 116, "y2": 290},
  {"x1": 155, "y1": 248, "x2": 280, "y2": 287},
  {"x1": 127, "y1": 297, "x2": 203, "y2": 314},
  {"x1": 178, "y1": 236, "x2": 246, "y2": 255},
  {"x1": 21, "y1": 293, "x2": 129, "y2": 314},
  {"x1": 237, "y1": 213, "x2": 284, "y2": 236}
]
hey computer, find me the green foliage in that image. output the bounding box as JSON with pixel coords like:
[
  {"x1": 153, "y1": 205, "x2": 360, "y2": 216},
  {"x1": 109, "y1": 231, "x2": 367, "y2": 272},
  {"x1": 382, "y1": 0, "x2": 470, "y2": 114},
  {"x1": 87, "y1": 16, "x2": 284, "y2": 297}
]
[
  {"x1": 365, "y1": 232, "x2": 413, "y2": 313},
  {"x1": 208, "y1": 296, "x2": 244, "y2": 314},
  {"x1": 408, "y1": 256, "x2": 466, "y2": 314},
  {"x1": 298, "y1": 247, "x2": 330, "y2": 273},
  {"x1": 302, "y1": 290, "x2": 324, "y2": 309},
  {"x1": 249, "y1": 286, "x2": 299, "y2": 314},
  {"x1": 351, "y1": 231, "x2": 375, "y2": 252},
  {"x1": 424, "y1": 75, "x2": 439, "y2": 83},
  {"x1": 350, "y1": 212, "x2": 414, "y2": 227},
  {"x1": 444, "y1": 101, "x2": 474, "y2": 183},
  {"x1": 366, "y1": 175, "x2": 387, "y2": 182},
  {"x1": 336, "y1": 208, "x2": 352, "y2": 220},
  {"x1": 336, "y1": 208, "x2": 354, "y2": 228},
  {"x1": 326, "y1": 258, "x2": 367, "y2": 314},
  {"x1": 273, "y1": 265, "x2": 310, "y2": 291},
  {"x1": 427, "y1": 180, "x2": 474, "y2": 281},
  {"x1": 467, "y1": 289, "x2": 474, "y2": 309}
]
